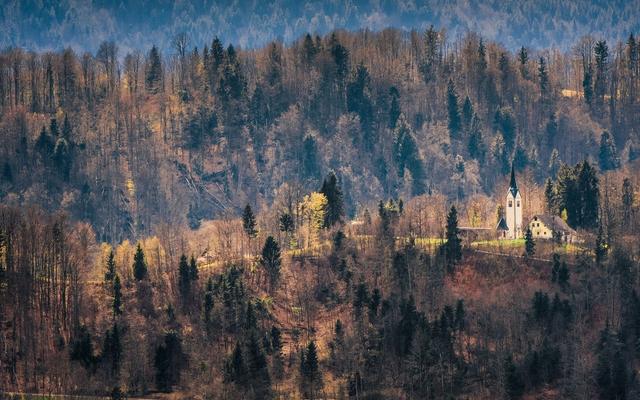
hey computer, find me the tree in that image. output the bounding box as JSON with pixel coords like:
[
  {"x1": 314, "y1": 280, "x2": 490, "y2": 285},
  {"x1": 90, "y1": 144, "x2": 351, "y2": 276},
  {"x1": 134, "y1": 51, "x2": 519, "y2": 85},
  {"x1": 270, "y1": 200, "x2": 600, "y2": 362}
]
[
  {"x1": 145, "y1": 45, "x2": 163, "y2": 94},
  {"x1": 242, "y1": 204, "x2": 258, "y2": 238},
  {"x1": 300, "y1": 340, "x2": 322, "y2": 399},
  {"x1": 189, "y1": 255, "x2": 198, "y2": 281},
  {"x1": 154, "y1": 330, "x2": 186, "y2": 392},
  {"x1": 279, "y1": 212, "x2": 294, "y2": 233},
  {"x1": 447, "y1": 79, "x2": 462, "y2": 140},
  {"x1": 518, "y1": 47, "x2": 528, "y2": 78},
  {"x1": 621, "y1": 178, "x2": 634, "y2": 232},
  {"x1": 595, "y1": 223, "x2": 607, "y2": 265},
  {"x1": 105, "y1": 250, "x2": 116, "y2": 283},
  {"x1": 393, "y1": 114, "x2": 426, "y2": 195},
  {"x1": 544, "y1": 178, "x2": 557, "y2": 214},
  {"x1": 538, "y1": 57, "x2": 549, "y2": 99},
  {"x1": 444, "y1": 205, "x2": 462, "y2": 268},
  {"x1": 319, "y1": 172, "x2": 344, "y2": 227},
  {"x1": 594, "y1": 40, "x2": 609, "y2": 113},
  {"x1": 260, "y1": 236, "x2": 281, "y2": 290},
  {"x1": 388, "y1": 86, "x2": 401, "y2": 129},
  {"x1": 102, "y1": 323, "x2": 122, "y2": 374},
  {"x1": 246, "y1": 333, "x2": 271, "y2": 397},
  {"x1": 598, "y1": 131, "x2": 620, "y2": 171},
  {"x1": 225, "y1": 342, "x2": 248, "y2": 386},
  {"x1": 504, "y1": 354, "x2": 524, "y2": 399},
  {"x1": 178, "y1": 254, "x2": 191, "y2": 306},
  {"x1": 524, "y1": 227, "x2": 535, "y2": 257},
  {"x1": 133, "y1": 243, "x2": 148, "y2": 281},
  {"x1": 112, "y1": 275, "x2": 122, "y2": 317}
]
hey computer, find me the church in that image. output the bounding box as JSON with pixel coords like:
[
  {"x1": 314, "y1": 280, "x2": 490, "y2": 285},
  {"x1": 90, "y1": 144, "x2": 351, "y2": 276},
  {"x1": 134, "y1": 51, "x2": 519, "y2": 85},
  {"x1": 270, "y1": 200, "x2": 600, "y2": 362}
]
[{"x1": 497, "y1": 165, "x2": 522, "y2": 240}]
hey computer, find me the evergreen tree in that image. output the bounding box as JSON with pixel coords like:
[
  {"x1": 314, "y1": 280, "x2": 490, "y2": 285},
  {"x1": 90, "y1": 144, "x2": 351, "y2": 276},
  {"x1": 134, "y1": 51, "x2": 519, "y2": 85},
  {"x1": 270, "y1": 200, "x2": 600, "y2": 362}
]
[
  {"x1": 444, "y1": 205, "x2": 462, "y2": 268},
  {"x1": 279, "y1": 212, "x2": 294, "y2": 233},
  {"x1": 70, "y1": 325, "x2": 97, "y2": 370},
  {"x1": 388, "y1": 86, "x2": 401, "y2": 129},
  {"x1": 133, "y1": 243, "x2": 147, "y2": 281},
  {"x1": 154, "y1": 330, "x2": 186, "y2": 392},
  {"x1": 467, "y1": 113, "x2": 486, "y2": 162},
  {"x1": 545, "y1": 113, "x2": 558, "y2": 146},
  {"x1": 105, "y1": 250, "x2": 116, "y2": 283},
  {"x1": 538, "y1": 57, "x2": 549, "y2": 98},
  {"x1": 2, "y1": 162, "x2": 12, "y2": 183},
  {"x1": 558, "y1": 262, "x2": 570, "y2": 290},
  {"x1": 598, "y1": 131, "x2": 620, "y2": 171},
  {"x1": 583, "y1": 62, "x2": 594, "y2": 107},
  {"x1": 189, "y1": 255, "x2": 198, "y2": 281},
  {"x1": 596, "y1": 223, "x2": 607, "y2": 265},
  {"x1": 302, "y1": 135, "x2": 319, "y2": 181},
  {"x1": 621, "y1": 178, "x2": 634, "y2": 231},
  {"x1": 242, "y1": 204, "x2": 258, "y2": 238},
  {"x1": 145, "y1": 45, "x2": 163, "y2": 94},
  {"x1": 260, "y1": 236, "x2": 281, "y2": 291},
  {"x1": 447, "y1": 79, "x2": 462, "y2": 140},
  {"x1": 393, "y1": 114, "x2": 426, "y2": 195},
  {"x1": 544, "y1": 178, "x2": 557, "y2": 214},
  {"x1": 319, "y1": 172, "x2": 345, "y2": 227},
  {"x1": 525, "y1": 227, "x2": 535, "y2": 257},
  {"x1": 102, "y1": 323, "x2": 122, "y2": 374},
  {"x1": 462, "y1": 96, "x2": 473, "y2": 129},
  {"x1": 504, "y1": 354, "x2": 524, "y2": 399},
  {"x1": 246, "y1": 333, "x2": 271, "y2": 397},
  {"x1": 178, "y1": 254, "x2": 191, "y2": 306},
  {"x1": 226, "y1": 342, "x2": 248, "y2": 385},
  {"x1": 518, "y1": 47, "x2": 528, "y2": 78},
  {"x1": 300, "y1": 340, "x2": 322, "y2": 399},
  {"x1": 112, "y1": 274, "x2": 122, "y2": 317},
  {"x1": 594, "y1": 41, "x2": 609, "y2": 113}
]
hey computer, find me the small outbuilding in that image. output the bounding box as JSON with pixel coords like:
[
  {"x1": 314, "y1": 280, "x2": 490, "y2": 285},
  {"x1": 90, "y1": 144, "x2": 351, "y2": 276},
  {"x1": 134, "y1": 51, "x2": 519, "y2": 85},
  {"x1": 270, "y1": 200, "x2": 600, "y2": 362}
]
[{"x1": 528, "y1": 214, "x2": 579, "y2": 243}]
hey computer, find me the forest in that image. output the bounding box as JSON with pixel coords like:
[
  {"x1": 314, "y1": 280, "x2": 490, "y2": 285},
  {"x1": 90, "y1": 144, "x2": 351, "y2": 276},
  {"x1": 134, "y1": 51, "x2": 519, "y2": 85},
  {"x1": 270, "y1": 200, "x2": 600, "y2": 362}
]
[{"x1": 0, "y1": 22, "x2": 640, "y2": 399}]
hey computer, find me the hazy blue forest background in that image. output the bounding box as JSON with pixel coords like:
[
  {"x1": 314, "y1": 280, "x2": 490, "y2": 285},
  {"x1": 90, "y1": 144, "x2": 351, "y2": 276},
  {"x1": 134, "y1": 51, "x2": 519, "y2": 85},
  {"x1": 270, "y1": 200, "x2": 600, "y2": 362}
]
[{"x1": 2, "y1": 0, "x2": 640, "y2": 53}]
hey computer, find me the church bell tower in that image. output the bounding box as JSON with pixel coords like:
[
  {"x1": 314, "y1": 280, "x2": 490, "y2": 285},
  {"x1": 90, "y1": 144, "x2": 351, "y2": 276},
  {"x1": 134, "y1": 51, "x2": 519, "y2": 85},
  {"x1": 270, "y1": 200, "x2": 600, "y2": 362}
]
[{"x1": 505, "y1": 164, "x2": 522, "y2": 239}]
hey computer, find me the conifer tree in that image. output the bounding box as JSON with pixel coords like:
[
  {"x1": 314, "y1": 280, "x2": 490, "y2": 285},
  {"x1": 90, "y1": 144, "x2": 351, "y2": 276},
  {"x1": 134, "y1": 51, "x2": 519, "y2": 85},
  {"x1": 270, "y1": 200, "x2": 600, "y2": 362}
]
[
  {"x1": 524, "y1": 227, "x2": 535, "y2": 257},
  {"x1": 447, "y1": 79, "x2": 462, "y2": 140},
  {"x1": 145, "y1": 45, "x2": 163, "y2": 94},
  {"x1": 595, "y1": 223, "x2": 607, "y2": 265},
  {"x1": 319, "y1": 172, "x2": 344, "y2": 227},
  {"x1": 189, "y1": 255, "x2": 198, "y2": 281},
  {"x1": 260, "y1": 236, "x2": 281, "y2": 291},
  {"x1": 112, "y1": 274, "x2": 122, "y2": 317},
  {"x1": 242, "y1": 204, "x2": 258, "y2": 238},
  {"x1": 444, "y1": 205, "x2": 462, "y2": 268},
  {"x1": 518, "y1": 47, "x2": 528, "y2": 78},
  {"x1": 388, "y1": 86, "x2": 401, "y2": 129},
  {"x1": 621, "y1": 178, "x2": 634, "y2": 231},
  {"x1": 504, "y1": 354, "x2": 524, "y2": 399},
  {"x1": 598, "y1": 131, "x2": 620, "y2": 171},
  {"x1": 300, "y1": 340, "x2": 322, "y2": 399},
  {"x1": 132, "y1": 243, "x2": 147, "y2": 281},
  {"x1": 178, "y1": 254, "x2": 191, "y2": 306},
  {"x1": 105, "y1": 250, "x2": 116, "y2": 283}
]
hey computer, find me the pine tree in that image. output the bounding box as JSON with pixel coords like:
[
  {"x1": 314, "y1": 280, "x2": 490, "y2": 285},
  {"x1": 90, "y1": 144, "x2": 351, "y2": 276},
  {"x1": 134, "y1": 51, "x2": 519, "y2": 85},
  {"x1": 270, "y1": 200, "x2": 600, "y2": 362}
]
[
  {"x1": 145, "y1": 45, "x2": 163, "y2": 94},
  {"x1": 598, "y1": 131, "x2": 620, "y2": 171},
  {"x1": 133, "y1": 243, "x2": 147, "y2": 281},
  {"x1": 595, "y1": 223, "x2": 607, "y2": 265},
  {"x1": 444, "y1": 205, "x2": 462, "y2": 268},
  {"x1": 462, "y1": 96, "x2": 473, "y2": 129},
  {"x1": 583, "y1": 62, "x2": 594, "y2": 107},
  {"x1": 544, "y1": 178, "x2": 557, "y2": 214},
  {"x1": 538, "y1": 57, "x2": 549, "y2": 98},
  {"x1": 246, "y1": 333, "x2": 271, "y2": 397},
  {"x1": 518, "y1": 47, "x2": 528, "y2": 79},
  {"x1": 279, "y1": 212, "x2": 294, "y2": 233},
  {"x1": 260, "y1": 236, "x2": 281, "y2": 291},
  {"x1": 301, "y1": 340, "x2": 322, "y2": 399},
  {"x1": 112, "y1": 274, "x2": 122, "y2": 317},
  {"x1": 105, "y1": 250, "x2": 116, "y2": 283},
  {"x1": 388, "y1": 86, "x2": 401, "y2": 129},
  {"x1": 558, "y1": 262, "x2": 570, "y2": 290},
  {"x1": 154, "y1": 330, "x2": 185, "y2": 392},
  {"x1": 178, "y1": 254, "x2": 191, "y2": 306},
  {"x1": 102, "y1": 323, "x2": 122, "y2": 374},
  {"x1": 525, "y1": 227, "x2": 535, "y2": 257},
  {"x1": 621, "y1": 178, "x2": 634, "y2": 232},
  {"x1": 242, "y1": 204, "x2": 258, "y2": 238},
  {"x1": 594, "y1": 41, "x2": 609, "y2": 113},
  {"x1": 468, "y1": 113, "x2": 486, "y2": 162},
  {"x1": 319, "y1": 172, "x2": 345, "y2": 227},
  {"x1": 225, "y1": 341, "x2": 248, "y2": 385},
  {"x1": 447, "y1": 79, "x2": 462, "y2": 140},
  {"x1": 504, "y1": 354, "x2": 524, "y2": 399},
  {"x1": 189, "y1": 255, "x2": 198, "y2": 281}
]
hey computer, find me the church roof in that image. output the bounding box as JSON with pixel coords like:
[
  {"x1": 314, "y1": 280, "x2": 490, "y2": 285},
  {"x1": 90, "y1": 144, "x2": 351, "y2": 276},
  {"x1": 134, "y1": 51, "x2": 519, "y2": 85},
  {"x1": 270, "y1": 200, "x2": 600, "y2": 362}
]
[
  {"x1": 508, "y1": 164, "x2": 519, "y2": 197},
  {"x1": 496, "y1": 217, "x2": 509, "y2": 231}
]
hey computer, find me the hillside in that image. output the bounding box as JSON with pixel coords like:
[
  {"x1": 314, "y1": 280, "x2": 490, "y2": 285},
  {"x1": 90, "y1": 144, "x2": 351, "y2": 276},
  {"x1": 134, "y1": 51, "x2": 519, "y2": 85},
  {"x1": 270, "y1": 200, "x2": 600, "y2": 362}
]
[{"x1": 1, "y1": 28, "x2": 639, "y2": 242}]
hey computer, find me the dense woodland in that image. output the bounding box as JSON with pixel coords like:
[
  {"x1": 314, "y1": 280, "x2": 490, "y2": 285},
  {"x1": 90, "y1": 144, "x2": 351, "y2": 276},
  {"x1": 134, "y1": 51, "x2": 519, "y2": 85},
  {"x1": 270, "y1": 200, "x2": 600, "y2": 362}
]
[{"x1": 1, "y1": 25, "x2": 640, "y2": 399}]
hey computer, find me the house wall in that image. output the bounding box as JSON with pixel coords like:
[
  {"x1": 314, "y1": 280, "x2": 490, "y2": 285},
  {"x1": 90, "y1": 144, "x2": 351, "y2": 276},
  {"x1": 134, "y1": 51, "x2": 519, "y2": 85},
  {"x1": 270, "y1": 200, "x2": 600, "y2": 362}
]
[{"x1": 529, "y1": 220, "x2": 553, "y2": 239}]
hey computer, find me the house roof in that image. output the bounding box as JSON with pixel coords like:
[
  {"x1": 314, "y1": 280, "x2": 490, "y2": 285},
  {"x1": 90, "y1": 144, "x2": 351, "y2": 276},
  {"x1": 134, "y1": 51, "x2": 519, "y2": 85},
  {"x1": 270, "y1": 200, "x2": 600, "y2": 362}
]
[
  {"x1": 530, "y1": 214, "x2": 576, "y2": 234},
  {"x1": 496, "y1": 217, "x2": 509, "y2": 231}
]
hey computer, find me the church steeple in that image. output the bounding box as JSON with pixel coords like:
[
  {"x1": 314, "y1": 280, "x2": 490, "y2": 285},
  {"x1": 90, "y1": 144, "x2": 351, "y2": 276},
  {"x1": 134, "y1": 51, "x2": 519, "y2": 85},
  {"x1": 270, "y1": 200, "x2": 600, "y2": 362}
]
[{"x1": 509, "y1": 163, "x2": 519, "y2": 197}]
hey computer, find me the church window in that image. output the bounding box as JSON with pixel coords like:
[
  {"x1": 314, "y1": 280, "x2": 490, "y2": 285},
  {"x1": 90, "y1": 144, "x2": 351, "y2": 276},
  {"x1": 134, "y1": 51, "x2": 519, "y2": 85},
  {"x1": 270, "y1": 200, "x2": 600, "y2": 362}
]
[
  {"x1": 516, "y1": 201, "x2": 520, "y2": 207},
  {"x1": 508, "y1": 201, "x2": 512, "y2": 207}
]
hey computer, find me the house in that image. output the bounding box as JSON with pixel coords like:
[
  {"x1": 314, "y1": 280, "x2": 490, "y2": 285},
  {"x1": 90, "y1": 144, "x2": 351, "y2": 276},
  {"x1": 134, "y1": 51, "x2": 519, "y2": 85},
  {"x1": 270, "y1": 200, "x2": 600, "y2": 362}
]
[{"x1": 528, "y1": 214, "x2": 579, "y2": 243}]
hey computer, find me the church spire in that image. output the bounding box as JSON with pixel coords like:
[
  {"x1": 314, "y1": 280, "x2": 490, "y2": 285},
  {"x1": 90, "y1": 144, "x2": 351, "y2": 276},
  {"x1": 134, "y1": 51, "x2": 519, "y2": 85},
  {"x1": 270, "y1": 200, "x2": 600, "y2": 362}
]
[{"x1": 509, "y1": 162, "x2": 519, "y2": 197}]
